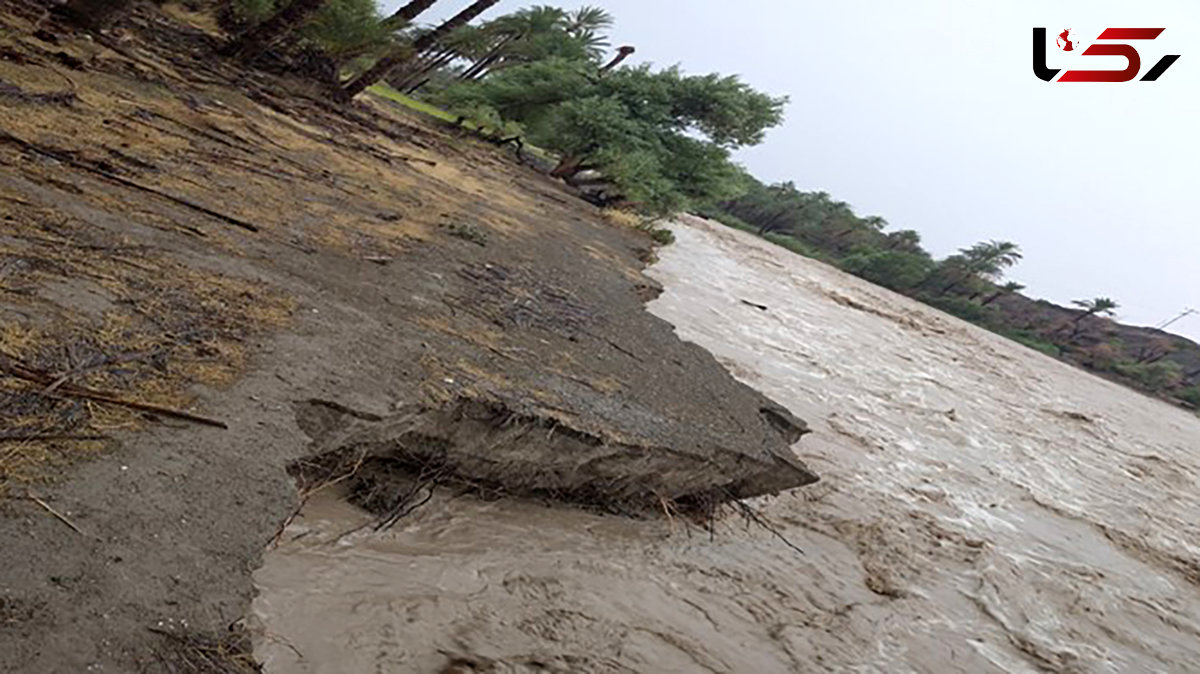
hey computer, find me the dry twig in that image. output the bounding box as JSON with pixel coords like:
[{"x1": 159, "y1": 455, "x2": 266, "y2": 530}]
[
  {"x1": 25, "y1": 492, "x2": 87, "y2": 536},
  {"x1": 0, "y1": 131, "x2": 260, "y2": 233},
  {"x1": 0, "y1": 358, "x2": 228, "y2": 429}
]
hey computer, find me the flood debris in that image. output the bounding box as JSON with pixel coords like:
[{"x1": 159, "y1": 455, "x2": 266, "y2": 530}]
[
  {"x1": 148, "y1": 624, "x2": 262, "y2": 674},
  {"x1": 0, "y1": 131, "x2": 262, "y2": 234},
  {"x1": 0, "y1": 357, "x2": 228, "y2": 429},
  {"x1": 0, "y1": 79, "x2": 75, "y2": 106},
  {"x1": 292, "y1": 393, "x2": 817, "y2": 518},
  {"x1": 740, "y1": 299, "x2": 769, "y2": 311}
]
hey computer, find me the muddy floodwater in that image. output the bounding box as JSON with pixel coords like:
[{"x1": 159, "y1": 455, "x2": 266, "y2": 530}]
[{"x1": 251, "y1": 216, "x2": 1200, "y2": 672}]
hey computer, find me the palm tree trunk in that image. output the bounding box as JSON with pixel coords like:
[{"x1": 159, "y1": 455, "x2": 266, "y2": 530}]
[
  {"x1": 980, "y1": 292, "x2": 1004, "y2": 306},
  {"x1": 57, "y1": 0, "x2": 132, "y2": 29},
  {"x1": 460, "y1": 53, "x2": 501, "y2": 80},
  {"x1": 392, "y1": 48, "x2": 456, "y2": 90},
  {"x1": 222, "y1": 0, "x2": 327, "y2": 61},
  {"x1": 405, "y1": 77, "x2": 433, "y2": 93},
  {"x1": 460, "y1": 32, "x2": 520, "y2": 80},
  {"x1": 342, "y1": 0, "x2": 500, "y2": 98},
  {"x1": 386, "y1": 0, "x2": 440, "y2": 26}
]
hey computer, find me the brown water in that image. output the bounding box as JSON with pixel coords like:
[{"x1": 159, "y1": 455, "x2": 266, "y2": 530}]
[{"x1": 251, "y1": 215, "x2": 1200, "y2": 673}]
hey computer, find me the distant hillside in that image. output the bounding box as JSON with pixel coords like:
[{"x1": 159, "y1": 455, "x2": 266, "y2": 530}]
[{"x1": 991, "y1": 293, "x2": 1200, "y2": 404}]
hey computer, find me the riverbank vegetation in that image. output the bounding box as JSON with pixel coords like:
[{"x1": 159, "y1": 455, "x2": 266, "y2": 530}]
[{"x1": 57, "y1": 0, "x2": 1200, "y2": 409}]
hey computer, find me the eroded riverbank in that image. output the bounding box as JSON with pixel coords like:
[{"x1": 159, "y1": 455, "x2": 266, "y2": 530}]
[
  {"x1": 254, "y1": 215, "x2": 1200, "y2": 673},
  {"x1": 0, "y1": 9, "x2": 811, "y2": 668}
]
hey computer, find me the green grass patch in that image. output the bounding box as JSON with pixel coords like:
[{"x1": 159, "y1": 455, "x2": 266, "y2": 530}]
[{"x1": 368, "y1": 83, "x2": 462, "y2": 123}]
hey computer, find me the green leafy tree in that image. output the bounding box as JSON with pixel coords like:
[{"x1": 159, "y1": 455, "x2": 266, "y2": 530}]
[
  {"x1": 438, "y1": 59, "x2": 784, "y2": 215},
  {"x1": 884, "y1": 229, "x2": 923, "y2": 253},
  {"x1": 722, "y1": 180, "x2": 810, "y2": 236},
  {"x1": 839, "y1": 249, "x2": 934, "y2": 292},
  {"x1": 437, "y1": 57, "x2": 593, "y2": 127}
]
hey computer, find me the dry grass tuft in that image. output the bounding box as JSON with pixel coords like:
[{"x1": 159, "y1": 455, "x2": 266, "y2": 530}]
[
  {"x1": 0, "y1": 192, "x2": 293, "y2": 496},
  {"x1": 600, "y1": 208, "x2": 642, "y2": 229},
  {"x1": 148, "y1": 624, "x2": 262, "y2": 674}
]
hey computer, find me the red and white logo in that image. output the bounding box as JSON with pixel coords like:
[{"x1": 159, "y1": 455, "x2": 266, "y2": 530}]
[{"x1": 1033, "y1": 27, "x2": 1180, "y2": 82}]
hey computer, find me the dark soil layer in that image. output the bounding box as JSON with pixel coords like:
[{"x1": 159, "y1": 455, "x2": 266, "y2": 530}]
[{"x1": 0, "y1": 4, "x2": 815, "y2": 671}]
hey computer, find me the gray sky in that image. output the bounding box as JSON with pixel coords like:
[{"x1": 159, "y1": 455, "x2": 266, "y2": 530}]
[{"x1": 387, "y1": 0, "x2": 1200, "y2": 341}]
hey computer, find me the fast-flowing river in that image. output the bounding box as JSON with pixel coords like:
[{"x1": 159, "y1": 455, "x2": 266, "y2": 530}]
[{"x1": 251, "y1": 215, "x2": 1200, "y2": 673}]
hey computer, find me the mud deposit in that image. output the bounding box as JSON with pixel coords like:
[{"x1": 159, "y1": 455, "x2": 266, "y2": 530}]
[{"x1": 253, "y1": 216, "x2": 1200, "y2": 673}]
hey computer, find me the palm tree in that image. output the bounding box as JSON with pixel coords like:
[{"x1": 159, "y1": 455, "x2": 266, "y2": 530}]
[
  {"x1": 981, "y1": 281, "x2": 1025, "y2": 305},
  {"x1": 963, "y1": 240, "x2": 1023, "y2": 279},
  {"x1": 565, "y1": 6, "x2": 614, "y2": 33},
  {"x1": 342, "y1": 0, "x2": 501, "y2": 98},
  {"x1": 457, "y1": 5, "x2": 612, "y2": 81},
  {"x1": 564, "y1": 5, "x2": 614, "y2": 59},
  {"x1": 391, "y1": 24, "x2": 489, "y2": 92},
  {"x1": 454, "y1": 25, "x2": 522, "y2": 81},
  {"x1": 1072, "y1": 297, "x2": 1119, "y2": 323},
  {"x1": 940, "y1": 240, "x2": 1022, "y2": 294}
]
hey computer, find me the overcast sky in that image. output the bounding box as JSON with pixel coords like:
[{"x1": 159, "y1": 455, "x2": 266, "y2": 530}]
[{"x1": 387, "y1": 0, "x2": 1200, "y2": 341}]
